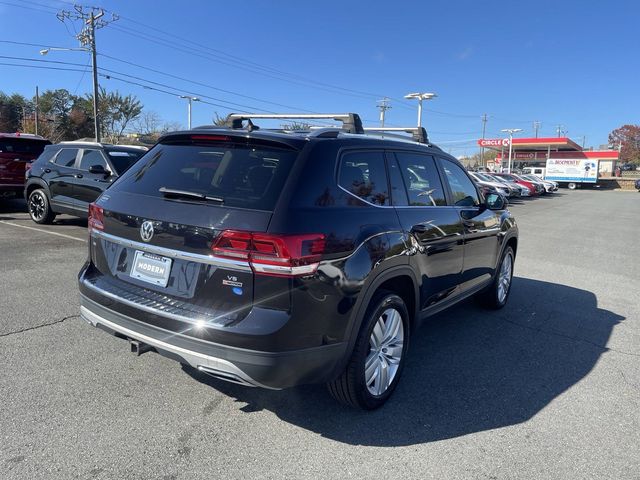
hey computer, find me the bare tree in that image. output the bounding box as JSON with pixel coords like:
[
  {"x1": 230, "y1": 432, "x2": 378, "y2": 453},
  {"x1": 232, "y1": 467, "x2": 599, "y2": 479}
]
[{"x1": 133, "y1": 111, "x2": 163, "y2": 136}]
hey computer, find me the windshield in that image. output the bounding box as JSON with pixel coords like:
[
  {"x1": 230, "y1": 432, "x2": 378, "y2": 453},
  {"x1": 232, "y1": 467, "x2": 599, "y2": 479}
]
[
  {"x1": 111, "y1": 142, "x2": 297, "y2": 211},
  {"x1": 105, "y1": 148, "x2": 147, "y2": 175}
]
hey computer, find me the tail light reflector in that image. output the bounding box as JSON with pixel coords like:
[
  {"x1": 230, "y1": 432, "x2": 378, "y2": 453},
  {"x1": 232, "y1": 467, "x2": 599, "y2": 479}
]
[
  {"x1": 88, "y1": 202, "x2": 104, "y2": 232},
  {"x1": 212, "y1": 230, "x2": 325, "y2": 277}
]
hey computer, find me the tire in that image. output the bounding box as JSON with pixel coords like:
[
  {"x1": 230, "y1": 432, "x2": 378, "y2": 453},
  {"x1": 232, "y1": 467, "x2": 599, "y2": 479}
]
[
  {"x1": 327, "y1": 290, "x2": 409, "y2": 410},
  {"x1": 567, "y1": 182, "x2": 577, "y2": 190},
  {"x1": 28, "y1": 188, "x2": 56, "y2": 224},
  {"x1": 477, "y1": 246, "x2": 515, "y2": 309}
]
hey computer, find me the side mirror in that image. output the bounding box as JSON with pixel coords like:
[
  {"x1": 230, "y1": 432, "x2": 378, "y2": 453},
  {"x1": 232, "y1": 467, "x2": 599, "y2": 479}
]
[
  {"x1": 89, "y1": 164, "x2": 110, "y2": 176},
  {"x1": 486, "y1": 193, "x2": 505, "y2": 210}
]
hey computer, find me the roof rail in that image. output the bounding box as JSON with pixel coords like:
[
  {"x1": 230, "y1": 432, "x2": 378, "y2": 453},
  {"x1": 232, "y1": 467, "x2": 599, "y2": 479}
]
[
  {"x1": 362, "y1": 127, "x2": 430, "y2": 144},
  {"x1": 225, "y1": 113, "x2": 364, "y2": 134}
]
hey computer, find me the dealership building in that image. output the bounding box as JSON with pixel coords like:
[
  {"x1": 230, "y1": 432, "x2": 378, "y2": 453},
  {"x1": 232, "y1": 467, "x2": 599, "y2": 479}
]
[{"x1": 477, "y1": 137, "x2": 619, "y2": 175}]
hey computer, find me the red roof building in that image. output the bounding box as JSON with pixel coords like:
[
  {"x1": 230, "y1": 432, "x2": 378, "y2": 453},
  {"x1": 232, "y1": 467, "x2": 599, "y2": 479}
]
[{"x1": 477, "y1": 137, "x2": 619, "y2": 174}]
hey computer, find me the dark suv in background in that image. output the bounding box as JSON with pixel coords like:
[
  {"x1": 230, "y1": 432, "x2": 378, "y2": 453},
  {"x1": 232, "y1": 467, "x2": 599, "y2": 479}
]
[
  {"x1": 25, "y1": 141, "x2": 147, "y2": 223},
  {"x1": 0, "y1": 133, "x2": 51, "y2": 198},
  {"x1": 78, "y1": 114, "x2": 518, "y2": 409}
]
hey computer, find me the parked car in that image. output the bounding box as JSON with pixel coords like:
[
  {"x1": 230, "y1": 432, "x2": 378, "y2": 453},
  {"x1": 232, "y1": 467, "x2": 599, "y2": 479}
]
[
  {"x1": 635, "y1": 178, "x2": 640, "y2": 192},
  {"x1": 78, "y1": 114, "x2": 519, "y2": 409},
  {"x1": 515, "y1": 174, "x2": 546, "y2": 195},
  {"x1": 0, "y1": 133, "x2": 51, "y2": 198},
  {"x1": 25, "y1": 141, "x2": 147, "y2": 224},
  {"x1": 493, "y1": 173, "x2": 539, "y2": 196},
  {"x1": 470, "y1": 171, "x2": 519, "y2": 198},
  {"x1": 520, "y1": 174, "x2": 558, "y2": 193},
  {"x1": 487, "y1": 173, "x2": 530, "y2": 197}
]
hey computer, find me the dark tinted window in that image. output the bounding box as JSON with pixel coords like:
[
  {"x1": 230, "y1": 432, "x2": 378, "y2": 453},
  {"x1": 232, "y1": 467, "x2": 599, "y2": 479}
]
[
  {"x1": 0, "y1": 138, "x2": 49, "y2": 155},
  {"x1": 79, "y1": 149, "x2": 108, "y2": 171},
  {"x1": 440, "y1": 158, "x2": 480, "y2": 207},
  {"x1": 112, "y1": 143, "x2": 297, "y2": 211},
  {"x1": 338, "y1": 151, "x2": 389, "y2": 206},
  {"x1": 105, "y1": 148, "x2": 145, "y2": 175},
  {"x1": 395, "y1": 152, "x2": 446, "y2": 206},
  {"x1": 387, "y1": 156, "x2": 408, "y2": 206},
  {"x1": 53, "y1": 148, "x2": 78, "y2": 167}
]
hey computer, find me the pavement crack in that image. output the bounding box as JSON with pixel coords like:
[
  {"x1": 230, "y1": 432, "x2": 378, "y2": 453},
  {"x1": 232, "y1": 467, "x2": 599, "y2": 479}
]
[{"x1": 0, "y1": 314, "x2": 80, "y2": 338}]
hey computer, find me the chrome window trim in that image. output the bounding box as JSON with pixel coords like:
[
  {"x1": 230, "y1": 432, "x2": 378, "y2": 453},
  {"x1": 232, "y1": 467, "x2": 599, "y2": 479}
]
[{"x1": 91, "y1": 229, "x2": 252, "y2": 272}]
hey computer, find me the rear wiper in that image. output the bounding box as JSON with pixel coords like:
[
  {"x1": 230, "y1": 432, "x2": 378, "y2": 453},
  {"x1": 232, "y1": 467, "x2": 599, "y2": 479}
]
[{"x1": 159, "y1": 187, "x2": 224, "y2": 204}]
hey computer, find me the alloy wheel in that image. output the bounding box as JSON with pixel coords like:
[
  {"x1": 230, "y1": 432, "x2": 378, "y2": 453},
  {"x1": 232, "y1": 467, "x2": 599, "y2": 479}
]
[
  {"x1": 365, "y1": 308, "x2": 404, "y2": 396},
  {"x1": 29, "y1": 192, "x2": 46, "y2": 221},
  {"x1": 497, "y1": 253, "x2": 513, "y2": 303}
]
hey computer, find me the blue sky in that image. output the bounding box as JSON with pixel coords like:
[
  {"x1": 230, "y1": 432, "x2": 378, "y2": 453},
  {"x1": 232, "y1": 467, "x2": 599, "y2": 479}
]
[{"x1": 0, "y1": 0, "x2": 638, "y2": 155}]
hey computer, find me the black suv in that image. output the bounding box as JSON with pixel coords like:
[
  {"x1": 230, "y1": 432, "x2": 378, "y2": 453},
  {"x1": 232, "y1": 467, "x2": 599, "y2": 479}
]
[
  {"x1": 78, "y1": 114, "x2": 518, "y2": 409},
  {"x1": 25, "y1": 141, "x2": 147, "y2": 224}
]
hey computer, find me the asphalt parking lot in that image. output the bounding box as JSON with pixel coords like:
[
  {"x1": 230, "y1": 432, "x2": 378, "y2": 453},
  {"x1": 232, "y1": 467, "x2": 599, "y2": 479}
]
[{"x1": 1, "y1": 190, "x2": 638, "y2": 479}]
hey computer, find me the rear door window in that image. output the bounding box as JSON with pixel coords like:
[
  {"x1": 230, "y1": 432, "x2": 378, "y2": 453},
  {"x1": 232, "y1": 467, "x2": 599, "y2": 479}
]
[
  {"x1": 439, "y1": 158, "x2": 480, "y2": 207},
  {"x1": 394, "y1": 152, "x2": 446, "y2": 206},
  {"x1": 338, "y1": 151, "x2": 389, "y2": 206},
  {"x1": 53, "y1": 148, "x2": 79, "y2": 167},
  {"x1": 111, "y1": 142, "x2": 297, "y2": 211}
]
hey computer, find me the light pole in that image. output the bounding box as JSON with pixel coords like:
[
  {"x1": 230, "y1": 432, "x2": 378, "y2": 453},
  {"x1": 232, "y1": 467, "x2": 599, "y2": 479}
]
[
  {"x1": 501, "y1": 128, "x2": 523, "y2": 173},
  {"x1": 179, "y1": 96, "x2": 200, "y2": 129},
  {"x1": 404, "y1": 92, "x2": 437, "y2": 128},
  {"x1": 41, "y1": 46, "x2": 101, "y2": 142}
]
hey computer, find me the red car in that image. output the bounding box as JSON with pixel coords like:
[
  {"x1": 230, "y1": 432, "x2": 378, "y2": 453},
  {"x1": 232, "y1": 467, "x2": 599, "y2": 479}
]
[
  {"x1": 0, "y1": 133, "x2": 51, "y2": 198},
  {"x1": 493, "y1": 173, "x2": 538, "y2": 196}
]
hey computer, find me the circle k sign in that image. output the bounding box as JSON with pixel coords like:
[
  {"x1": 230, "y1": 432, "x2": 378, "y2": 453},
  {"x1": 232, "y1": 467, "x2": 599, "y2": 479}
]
[{"x1": 478, "y1": 138, "x2": 510, "y2": 147}]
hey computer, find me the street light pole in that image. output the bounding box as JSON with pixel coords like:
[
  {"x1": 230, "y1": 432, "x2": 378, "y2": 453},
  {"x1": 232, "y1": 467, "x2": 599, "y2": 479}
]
[
  {"x1": 501, "y1": 128, "x2": 523, "y2": 173},
  {"x1": 180, "y1": 96, "x2": 199, "y2": 129},
  {"x1": 404, "y1": 92, "x2": 437, "y2": 128}
]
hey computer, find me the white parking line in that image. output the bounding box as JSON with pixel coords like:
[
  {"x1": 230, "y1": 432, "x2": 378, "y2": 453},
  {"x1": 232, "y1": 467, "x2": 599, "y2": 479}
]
[{"x1": 0, "y1": 220, "x2": 87, "y2": 243}]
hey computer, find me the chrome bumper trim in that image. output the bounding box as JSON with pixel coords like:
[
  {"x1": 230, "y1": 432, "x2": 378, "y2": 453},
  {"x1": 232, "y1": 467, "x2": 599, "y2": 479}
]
[{"x1": 80, "y1": 304, "x2": 276, "y2": 389}]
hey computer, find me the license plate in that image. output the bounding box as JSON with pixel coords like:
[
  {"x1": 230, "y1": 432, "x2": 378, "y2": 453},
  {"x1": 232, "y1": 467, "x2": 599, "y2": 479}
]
[{"x1": 130, "y1": 250, "x2": 172, "y2": 287}]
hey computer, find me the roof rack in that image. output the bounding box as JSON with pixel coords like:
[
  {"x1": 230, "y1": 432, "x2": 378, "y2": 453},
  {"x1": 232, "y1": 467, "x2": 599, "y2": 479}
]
[
  {"x1": 362, "y1": 127, "x2": 430, "y2": 144},
  {"x1": 225, "y1": 113, "x2": 364, "y2": 134}
]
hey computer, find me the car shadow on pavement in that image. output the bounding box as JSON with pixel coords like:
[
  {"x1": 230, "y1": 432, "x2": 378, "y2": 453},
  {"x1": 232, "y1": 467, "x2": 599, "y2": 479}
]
[{"x1": 184, "y1": 277, "x2": 624, "y2": 446}]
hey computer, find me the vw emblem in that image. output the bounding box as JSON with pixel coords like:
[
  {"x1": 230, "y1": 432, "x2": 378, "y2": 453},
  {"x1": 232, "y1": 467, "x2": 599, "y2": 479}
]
[{"x1": 140, "y1": 221, "x2": 154, "y2": 242}]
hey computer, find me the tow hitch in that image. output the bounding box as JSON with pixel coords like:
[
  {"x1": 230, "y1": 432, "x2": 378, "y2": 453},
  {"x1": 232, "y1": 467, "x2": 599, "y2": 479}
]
[{"x1": 129, "y1": 339, "x2": 154, "y2": 356}]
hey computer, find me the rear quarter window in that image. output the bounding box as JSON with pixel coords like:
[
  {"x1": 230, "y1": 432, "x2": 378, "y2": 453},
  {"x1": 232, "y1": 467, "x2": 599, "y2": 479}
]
[
  {"x1": 338, "y1": 150, "x2": 389, "y2": 206},
  {"x1": 110, "y1": 142, "x2": 297, "y2": 211}
]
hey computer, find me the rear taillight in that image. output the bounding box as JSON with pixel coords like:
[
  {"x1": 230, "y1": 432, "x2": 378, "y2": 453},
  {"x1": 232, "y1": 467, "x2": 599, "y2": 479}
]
[
  {"x1": 88, "y1": 202, "x2": 104, "y2": 233},
  {"x1": 212, "y1": 230, "x2": 325, "y2": 277}
]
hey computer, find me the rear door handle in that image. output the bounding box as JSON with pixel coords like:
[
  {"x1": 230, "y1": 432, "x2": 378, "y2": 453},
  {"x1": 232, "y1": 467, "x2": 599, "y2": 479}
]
[
  {"x1": 74, "y1": 174, "x2": 83, "y2": 179},
  {"x1": 44, "y1": 168, "x2": 51, "y2": 173}
]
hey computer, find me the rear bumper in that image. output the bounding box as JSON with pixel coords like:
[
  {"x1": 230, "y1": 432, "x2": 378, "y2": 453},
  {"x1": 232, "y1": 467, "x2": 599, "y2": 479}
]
[
  {"x1": 80, "y1": 294, "x2": 347, "y2": 389},
  {"x1": 0, "y1": 183, "x2": 23, "y2": 194}
]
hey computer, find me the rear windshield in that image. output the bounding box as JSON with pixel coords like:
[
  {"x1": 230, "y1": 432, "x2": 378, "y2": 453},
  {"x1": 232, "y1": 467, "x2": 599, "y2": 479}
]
[
  {"x1": 0, "y1": 138, "x2": 49, "y2": 155},
  {"x1": 105, "y1": 148, "x2": 146, "y2": 175},
  {"x1": 112, "y1": 143, "x2": 297, "y2": 211}
]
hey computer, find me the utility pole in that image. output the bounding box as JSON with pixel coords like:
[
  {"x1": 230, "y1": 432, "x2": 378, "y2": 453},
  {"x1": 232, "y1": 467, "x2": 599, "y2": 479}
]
[
  {"x1": 533, "y1": 120, "x2": 540, "y2": 138},
  {"x1": 377, "y1": 97, "x2": 391, "y2": 128},
  {"x1": 34, "y1": 86, "x2": 39, "y2": 136},
  {"x1": 480, "y1": 113, "x2": 488, "y2": 167},
  {"x1": 57, "y1": 5, "x2": 119, "y2": 142},
  {"x1": 556, "y1": 124, "x2": 564, "y2": 137}
]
